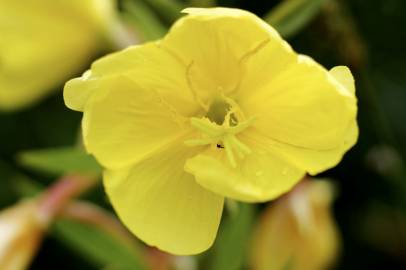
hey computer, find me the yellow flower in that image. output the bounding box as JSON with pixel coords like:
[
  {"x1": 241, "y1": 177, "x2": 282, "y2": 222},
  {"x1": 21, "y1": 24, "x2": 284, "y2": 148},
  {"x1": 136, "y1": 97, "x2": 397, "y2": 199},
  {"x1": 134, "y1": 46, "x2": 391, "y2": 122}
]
[
  {"x1": 250, "y1": 180, "x2": 340, "y2": 270},
  {"x1": 0, "y1": 0, "x2": 118, "y2": 111},
  {"x1": 0, "y1": 200, "x2": 48, "y2": 270},
  {"x1": 64, "y1": 8, "x2": 357, "y2": 254}
]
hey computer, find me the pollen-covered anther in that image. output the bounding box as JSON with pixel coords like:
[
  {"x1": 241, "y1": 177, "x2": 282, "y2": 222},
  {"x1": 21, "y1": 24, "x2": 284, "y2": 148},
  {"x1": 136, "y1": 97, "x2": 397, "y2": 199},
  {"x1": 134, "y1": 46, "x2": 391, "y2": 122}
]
[{"x1": 185, "y1": 113, "x2": 255, "y2": 167}]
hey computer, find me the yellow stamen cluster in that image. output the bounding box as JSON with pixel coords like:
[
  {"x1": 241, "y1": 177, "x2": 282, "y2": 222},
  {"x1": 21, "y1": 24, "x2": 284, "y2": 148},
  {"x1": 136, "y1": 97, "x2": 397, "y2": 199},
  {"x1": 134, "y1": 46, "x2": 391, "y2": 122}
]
[{"x1": 185, "y1": 96, "x2": 255, "y2": 167}]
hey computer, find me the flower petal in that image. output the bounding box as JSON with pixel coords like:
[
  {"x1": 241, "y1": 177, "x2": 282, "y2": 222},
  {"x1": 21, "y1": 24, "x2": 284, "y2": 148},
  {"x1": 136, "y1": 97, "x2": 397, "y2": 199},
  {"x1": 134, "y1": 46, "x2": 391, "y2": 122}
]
[
  {"x1": 64, "y1": 70, "x2": 96, "y2": 111},
  {"x1": 329, "y1": 66, "x2": 355, "y2": 94},
  {"x1": 185, "y1": 136, "x2": 305, "y2": 202},
  {"x1": 81, "y1": 75, "x2": 192, "y2": 169},
  {"x1": 104, "y1": 143, "x2": 224, "y2": 255},
  {"x1": 240, "y1": 66, "x2": 358, "y2": 175},
  {"x1": 161, "y1": 7, "x2": 287, "y2": 104},
  {"x1": 239, "y1": 54, "x2": 357, "y2": 150},
  {"x1": 243, "y1": 125, "x2": 357, "y2": 176},
  {"x1": 64, "y1": 42, "x2": 199, "y2": 114},
  {"x1": 237, "y1": 65, "x2": 357, "y2": 175}
]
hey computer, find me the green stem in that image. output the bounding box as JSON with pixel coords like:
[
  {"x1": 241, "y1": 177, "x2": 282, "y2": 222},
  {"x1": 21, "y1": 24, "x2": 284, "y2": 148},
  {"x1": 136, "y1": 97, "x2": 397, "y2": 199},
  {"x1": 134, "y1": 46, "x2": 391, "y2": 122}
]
[
  {"x1": 38, "y1": 174, "x2": 98, "y2": 223},
  {"x1": 122, "y1": 0, "x2": 167, "y2": 41}
]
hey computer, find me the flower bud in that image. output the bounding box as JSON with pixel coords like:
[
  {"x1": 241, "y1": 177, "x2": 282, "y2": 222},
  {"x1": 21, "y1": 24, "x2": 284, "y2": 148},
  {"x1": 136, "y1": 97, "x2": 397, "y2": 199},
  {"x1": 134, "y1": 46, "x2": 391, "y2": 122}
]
[
  {"x1": 250, "y1": 180, "x2": 340, "y2": 270},
  {"x1": 0, "y1": 200, "x2": 48, "y2": 270}
]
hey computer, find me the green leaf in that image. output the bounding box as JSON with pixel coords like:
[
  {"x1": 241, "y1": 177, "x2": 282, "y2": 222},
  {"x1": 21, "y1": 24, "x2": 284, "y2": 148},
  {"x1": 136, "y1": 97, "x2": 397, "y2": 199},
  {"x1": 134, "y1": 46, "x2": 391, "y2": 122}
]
[
  {"x1": 264, "y1": 0, "x2": 330, "y2": 38},
  {"x1": 282, "y1": 257, "x2": 294, "y2": 270},
  {"x1": 122, "y1": 0, "x2": 167, "y2": 41},
  {"x1": 209, "y1": 202, "x2": 256, "y2": 270},
  {"x1": 0, "y1": 159, "x2": 43, "y2": 201},
  {"x1": 52, "y1": 218, "x2": 147, "y2": 270},
  {"x1": 187, "y1": 0, "x2": 217, "y2": 8},
  {"x1": 144, "y1": 0, "x2": 185, "y2": 23},
  {"x1": 17, "y1": 147, "x2": 101, "y2": 176}
]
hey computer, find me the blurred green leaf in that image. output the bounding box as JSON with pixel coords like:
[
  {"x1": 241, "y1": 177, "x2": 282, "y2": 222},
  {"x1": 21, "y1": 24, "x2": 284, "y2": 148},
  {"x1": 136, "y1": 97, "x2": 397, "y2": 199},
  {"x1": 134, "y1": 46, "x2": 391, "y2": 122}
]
[
  {"x1": 282, "y1": 258, "x2": 294, "y2": 270},
  {"x1": 17, "y1": 147, "x2": 101, "y2": 176},
  {"x1": 0, "y1": 160, "x2": 27, "y2": 206},
  {"x1": 209, "y1": 203, "x2": 255, "y2": 270},
  {"x1": 187, "y1": 0, "x2": 216, "y2": 7},
  {"x1": 123, "y1": 0, "x2": 167, "y2": 41},
  {"x1": 144, "y1": 0, "x2": 184, "y2": 23},
  {"x1": 12, "y1": 173, "x2": 42, "y2": 197},
  {"x1": 52, "y1": 219, "x2": 147, "y2": 270},
  {"x1": 264, "y1": 0, "x2": 330, "y2": 38},
  {"x1": 0, "y1": 159, "x2": 43, "y2": 202}
]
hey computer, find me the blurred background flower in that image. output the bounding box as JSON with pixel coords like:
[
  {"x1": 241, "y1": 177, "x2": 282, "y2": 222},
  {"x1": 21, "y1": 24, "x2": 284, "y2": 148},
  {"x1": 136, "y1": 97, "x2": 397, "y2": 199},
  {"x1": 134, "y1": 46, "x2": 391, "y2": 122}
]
[
  {"x1": 0, "y1": 0, "x2": 129, "y2": 111},
  {"x1": 0, "y1": 200, "x2": 47, "y2": 270},
  {"x1": 250, "y1": 180, "x2": 340, "y2": 270},
  {"x1": 1, "y1": 0, "x2": 406, "y2": 269}
]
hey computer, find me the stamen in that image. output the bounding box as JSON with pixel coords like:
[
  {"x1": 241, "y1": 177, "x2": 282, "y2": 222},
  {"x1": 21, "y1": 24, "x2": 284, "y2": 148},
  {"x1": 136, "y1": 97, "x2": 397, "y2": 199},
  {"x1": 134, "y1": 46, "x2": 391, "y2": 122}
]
[
  {"x1": 185, "y1": 115, "x2": 255, "y2": 167},
  {"x1": 190, "y1": 117, "x2": 223, "y2": 137},
  {"x1": 228, "y1": 135, "x2": 251, "y2": 155},
  {"x1": 184, "y1": 137, "x2": 216, "y2": 147},
  {"x1": 223, "y1": 135, "x2": 237, "y2": 168}
]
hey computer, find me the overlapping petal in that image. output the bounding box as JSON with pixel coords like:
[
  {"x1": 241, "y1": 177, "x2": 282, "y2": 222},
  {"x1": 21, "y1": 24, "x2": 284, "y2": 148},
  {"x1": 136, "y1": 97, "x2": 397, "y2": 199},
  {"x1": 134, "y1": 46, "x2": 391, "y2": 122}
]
[
  {"x1": 104, "y1": 143, "x2": 224, "y2": 255},
  {"x1": 65, "y1": 42, "x2": 207, "y2": 169},
  {"x1": 239, "y1": 66, "x2": 358, "y2": 175},
  {"x1": 185, "y1": 135, "x2": 305, "y2": 202},
  {"x1": 161, "y1": 8, "x2": 289, "y2": 106},
  {"x1": 239, "y1": 53, "x2": 357, "y2": 151},
  {"x1": 65, "y1": 42, "x2": 199, "y2": 115},
  {"x1": 80, "y1": 74, "x2": 193, "y2": 169}
]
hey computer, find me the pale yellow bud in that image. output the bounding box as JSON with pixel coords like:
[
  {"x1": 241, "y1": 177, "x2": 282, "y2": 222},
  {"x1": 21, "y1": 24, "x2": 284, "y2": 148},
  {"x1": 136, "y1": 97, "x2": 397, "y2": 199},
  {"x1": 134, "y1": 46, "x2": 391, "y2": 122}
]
[
  {"x1": 0, "y1": 200, "x2": 48, "y2": 270},
  {"x1": 250, "y1": 180, "x2": 340, "y2": 270}
]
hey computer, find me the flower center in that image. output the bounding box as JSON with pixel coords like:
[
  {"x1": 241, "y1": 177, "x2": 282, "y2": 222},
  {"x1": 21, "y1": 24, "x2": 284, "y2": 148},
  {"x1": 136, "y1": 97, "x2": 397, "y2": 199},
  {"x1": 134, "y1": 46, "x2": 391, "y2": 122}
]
[{"x1": 185, "y1": 95, "x2": 255, "y2": 167}]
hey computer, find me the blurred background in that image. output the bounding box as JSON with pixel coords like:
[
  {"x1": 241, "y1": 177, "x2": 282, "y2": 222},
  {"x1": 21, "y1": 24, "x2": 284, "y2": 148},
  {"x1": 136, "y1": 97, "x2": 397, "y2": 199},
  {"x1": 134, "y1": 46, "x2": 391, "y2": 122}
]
[{"x1": 0, "y1": 0, "x2": 405, "y2": 269}]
